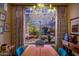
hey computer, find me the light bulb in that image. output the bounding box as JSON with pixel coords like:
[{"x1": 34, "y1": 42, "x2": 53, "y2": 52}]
[
  {"x1": 49, "y1": 4, "x2": 52, "y2": 9},
  {"x1": 48, "y1": 9, "x2": 52, "y2": 13},
  {"x1": 33, "y1": 5, "x2": 36, "y2": 9},
  {"x1": 41, "y1": 4, "x2": 45, "y2": 8},
  {"x1": 37, "y1": 4, "x2": 41, "y2": 7},
  {"x1": 37, "y1": 3, "x2": 44, "y2": 8}
]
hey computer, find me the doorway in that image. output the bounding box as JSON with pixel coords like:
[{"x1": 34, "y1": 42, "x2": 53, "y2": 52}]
[{"x1": 23, "y1": 4, "x2": 57, "y2": 47}]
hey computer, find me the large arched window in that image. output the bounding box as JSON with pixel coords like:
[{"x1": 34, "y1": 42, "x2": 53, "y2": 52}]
[{"x1": 23, "y1": 4, "x2": 57, "y2": 46}]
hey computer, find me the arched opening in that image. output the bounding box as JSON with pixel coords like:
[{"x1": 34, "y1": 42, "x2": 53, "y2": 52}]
[{"x1": 23, "y1": 4, "x2": 57, "y2": 47}]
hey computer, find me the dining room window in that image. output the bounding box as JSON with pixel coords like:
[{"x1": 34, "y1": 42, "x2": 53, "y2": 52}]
[{"x1": 23, "y1": 4, "x2": 57, "y2": 46}]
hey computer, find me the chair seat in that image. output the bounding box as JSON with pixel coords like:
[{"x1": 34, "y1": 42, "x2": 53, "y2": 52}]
[
  {"x1": 16, "y1": 47, "x2": 24, "y2": 56},
  {"x1": 58, "y1": 48, "x2": 68, "y2": 56}
]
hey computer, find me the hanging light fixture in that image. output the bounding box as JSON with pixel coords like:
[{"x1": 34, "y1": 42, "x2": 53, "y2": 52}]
[
  {"x1": 49, "y1": 4, "x2": 52, "y2": 9},
  {"x1": 48, "y1": 9, "x2": 52, "y2": 13},
  {"x1": 33, "y1": 5, "x2": 36, "y2": 9},
  {"x1": 31, "y1": 3, "x2": 55, "y2": 13},
  {"x1": 37, "y1": 3, "x2": 45, "y2": 8},
  {"x1": 48, "y1": 4, "x2": 53, "y2": 13},
  {"x1": 41, "y1": 4, "x2": 45, "y2": 8},
  {"x1": 37, "y1": 3, "x2": 41, "y2": 7},
  {"x1": 51, "y1": 7, "x2": 56, "y2": 12}
]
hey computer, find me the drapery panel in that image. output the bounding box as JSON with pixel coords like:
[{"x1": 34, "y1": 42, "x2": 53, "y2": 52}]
[
  {"x1": 11, "y1": 6, "x2": 23, "y2": 55},
  {"x1": 56, "y1": 6, "x2": 68, "y2": 48}
]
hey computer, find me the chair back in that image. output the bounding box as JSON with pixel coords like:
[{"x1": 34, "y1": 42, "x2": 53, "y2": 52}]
[
  {"x1": 1, "y1": 44, "x2": 7, "y2": 52},
  {"x1": 58, "y1": 48, "x2": 68, "y2": 56},
  {"x1": 16, "y1": 47, "x2": 24, "y2": 56},
  {"x1": 22, "y1": 45, "x2": 58, "y2": 56}
]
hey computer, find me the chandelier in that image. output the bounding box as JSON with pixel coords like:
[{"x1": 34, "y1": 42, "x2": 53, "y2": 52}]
[{"x1": 30, "y1": 3, "x2": 55, "y2": 13}]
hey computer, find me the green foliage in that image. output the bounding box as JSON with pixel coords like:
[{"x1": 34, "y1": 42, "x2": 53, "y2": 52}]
[{"x1": 28, "y1": 22, "x2": 42, "y2": 35}]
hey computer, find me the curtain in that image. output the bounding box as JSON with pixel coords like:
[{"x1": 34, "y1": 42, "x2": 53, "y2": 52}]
[
  {"x1": 56, "y1": 6, "x2": 68, "y2": 48},
  {"x1": 11, "y1": 6, "x2": 23, "y2": 55}
]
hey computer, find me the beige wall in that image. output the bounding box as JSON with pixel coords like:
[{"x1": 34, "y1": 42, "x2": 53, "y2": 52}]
[
  {"x1": 68, "y1": 4, "x2": 79, "y2": 19},
  {"x1": 68, "y1": 4, "x2": 79, "y2": 43},
  {"x1": 68, "y1": 4, "x2": 79, "y2": 33},
  {"x1": 4, "y1": 4, "x2": 12, "y2": 45},
  {"x1": 0, "y1": 4, "x2": 11, "y2": 45},
  {"x1": 0, "y1": 21, "x2": 4, "y2": 44},
  {"x1": 0, "y1": 5, "x2": 7, "y2": 44}
]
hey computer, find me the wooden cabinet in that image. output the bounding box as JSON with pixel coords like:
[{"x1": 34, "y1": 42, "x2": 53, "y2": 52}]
[{"x1": 62, "y1": 40, "x2": 79, "y2": 55}]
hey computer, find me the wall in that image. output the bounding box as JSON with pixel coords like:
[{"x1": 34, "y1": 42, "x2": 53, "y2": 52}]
[
  {"x1": 0, "y1": 3, "x2": 11, "y2": 45},
  {"x1": 0, "y1": 4, "x2": 7, "y2": 44},
  {"x1": 5, "y1": 4, "x2": 12, "y2": 45},
  {"x1": 68, "y1": 4, "x2": 79, "y2": 19},
  {"x1": 68, "y1": 4, "x2": 79, "y2": 44},
  {"x1": 0, "y1": 21, "x2": 4, "y2": 44},
  {"x1": 68, "y1": 4, "x2": 79, "y2": 33}
]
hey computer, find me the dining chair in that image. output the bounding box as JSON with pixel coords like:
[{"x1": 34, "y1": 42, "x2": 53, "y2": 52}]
[
  {"x1": 6, "y1": 45, "x2": 15, "y2": 56},
  {"x1": 58, "y1": 48, "x2": 68, "y2": 56},
  {"x1": 22, "y1": 44, "x2": 59, "y2": 56},
  {"x1": 16, "y1": 47, "x2": 24, "y2": 56}
]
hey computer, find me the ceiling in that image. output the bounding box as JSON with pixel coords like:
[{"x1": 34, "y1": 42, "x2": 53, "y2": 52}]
[{"x1": 10, "y1": 3, "x2": 69, "y2": 6}]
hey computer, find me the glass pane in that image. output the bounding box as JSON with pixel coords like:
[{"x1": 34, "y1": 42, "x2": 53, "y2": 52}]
[{"x1": 24, "y1": 7, "x2": 57, "y2": 45}]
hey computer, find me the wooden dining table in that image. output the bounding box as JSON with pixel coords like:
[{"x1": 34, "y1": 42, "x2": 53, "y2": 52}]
[{"x1": 22, "y1": 44, "x2": 59, "y2": 56}]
